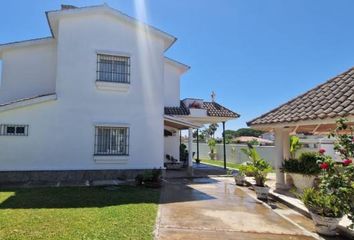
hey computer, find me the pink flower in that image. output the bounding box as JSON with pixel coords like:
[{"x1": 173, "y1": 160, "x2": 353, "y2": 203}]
[
  {"x1": 320, "y1": 162, "x2": 329, "y2": 170},
  {"x1": 319, "y1": 148, "x2": 326, "y2": 154},
  {"x1": 343, "y1": 159, "x2": 352, "y2": 166}
]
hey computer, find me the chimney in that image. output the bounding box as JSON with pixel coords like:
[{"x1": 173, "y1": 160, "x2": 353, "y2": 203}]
[{"x1": 61, "y1": 4, "x2": 78, "y2": 10}]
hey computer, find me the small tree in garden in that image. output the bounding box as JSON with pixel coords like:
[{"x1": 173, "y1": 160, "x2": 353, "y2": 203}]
[
  {"x1": 241, "y1": 144, "x2": 272, "y2": 187},
  {"x1": 208, "y1": 138, "x2": 216, "y2": 154}
]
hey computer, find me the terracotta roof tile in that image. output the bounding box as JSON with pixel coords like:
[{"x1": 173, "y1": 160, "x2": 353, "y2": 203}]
[
  {"x1": 165, "y1": 101, "x2": 239, "y2": 118},
  {"x1": 203, "y1": 102, "x2": 240, "y2": 118},
  {"x1": 164, "y1": 101, "x2": 190, "y2": 115},
  {"x1": 248, "y1": 67, "x2": 354, "y2": 126}
]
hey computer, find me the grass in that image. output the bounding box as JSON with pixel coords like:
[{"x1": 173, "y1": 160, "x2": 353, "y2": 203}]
[
  {"x1": 0, "y1": 186, "x2": 160, "y2": 240},
  {"x1": 197, "y1": 158, "x2": 243, "y2": 169}
]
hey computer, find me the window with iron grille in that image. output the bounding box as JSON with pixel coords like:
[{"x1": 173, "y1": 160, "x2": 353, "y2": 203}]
[
  {"x1": 97, "y1": 54, "x2": 130, "y2": 83},
  {"x1": 0, "y1": 124, "x2": 28, "y2": 136},
  {"x1": 94, "y1": 126, "x2": 129, "y2": 155}
]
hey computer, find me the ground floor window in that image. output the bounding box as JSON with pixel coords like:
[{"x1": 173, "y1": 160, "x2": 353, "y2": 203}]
[
  {"x1": 94, "y1": 126, "x2": 129, "y2": 155},
  {"x1": 0, "y1": 124, "x2": 28, "y2": 136}
]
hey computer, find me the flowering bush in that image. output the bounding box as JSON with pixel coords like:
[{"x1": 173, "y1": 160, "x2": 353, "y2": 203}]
[{"x1": 303, "y1": 118, "x2": 354, "y2": 229}]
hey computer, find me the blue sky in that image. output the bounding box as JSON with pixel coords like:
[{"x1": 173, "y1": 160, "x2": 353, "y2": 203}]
[{"x1": 1, "y1": 0, "x2": 354, "y2": 136}]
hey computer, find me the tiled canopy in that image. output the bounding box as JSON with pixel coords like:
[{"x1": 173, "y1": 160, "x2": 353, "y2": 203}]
[
  {"x1": 165, "y1": 101, "x2": 239, "y2": 118},
  {"x1": 248, "y1": 67, "x2": 354, "y2": 126}
]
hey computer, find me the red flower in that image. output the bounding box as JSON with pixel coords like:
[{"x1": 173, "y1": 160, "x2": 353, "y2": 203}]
[
  {"x1": 319, "y1": 148, "x2": 326, "y2": 154},
  {"x1": 343, "y1": 159, "x2": 352, "y2": 166},
  {"x1": 320, "y1": 162, "x2": 329, "y2": 170}
]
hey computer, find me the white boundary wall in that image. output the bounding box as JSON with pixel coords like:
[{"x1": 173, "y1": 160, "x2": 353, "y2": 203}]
[{"x1": 190, "y1": 143, "x2": 277, "y2": 167}]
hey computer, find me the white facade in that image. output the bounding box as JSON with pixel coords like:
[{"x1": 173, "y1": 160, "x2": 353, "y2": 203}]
[{"x1": 0, "y1": 5, "x2": 188, "y2": 172}]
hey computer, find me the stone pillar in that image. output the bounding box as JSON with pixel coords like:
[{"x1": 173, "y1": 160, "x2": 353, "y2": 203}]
[
  {"x1": 274, "y1": 128, "x2": 289, "y2": 190},
  {"x1": 188, "y1": 128, "x2": 193, "y2": 176}
]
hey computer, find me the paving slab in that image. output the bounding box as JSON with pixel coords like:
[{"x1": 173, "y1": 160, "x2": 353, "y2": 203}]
[{"x1": 156, "y1": 177, "x2": 315, "y2": 240}]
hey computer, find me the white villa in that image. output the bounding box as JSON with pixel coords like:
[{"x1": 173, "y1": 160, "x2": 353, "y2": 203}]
[{"x1": 0, "y1": 4, "x2": 238, "y2": 183}]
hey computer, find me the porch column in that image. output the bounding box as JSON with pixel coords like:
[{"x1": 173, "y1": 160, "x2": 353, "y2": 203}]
[
  {"x1": 222, "y1": 121, "x2": 226, "y2": 169},
  {"x1": 179, "y1": 130, "x2": 182, "y2": 145},
  {"x1": 274, "y1": 128, "x2": 290, "y2": 190},
  {"x1": 196, "y1": 129, "x2": 200, "y2": 162},
  {"x1": 188, "y1": 127, "x2": 193, "y2": 175}
]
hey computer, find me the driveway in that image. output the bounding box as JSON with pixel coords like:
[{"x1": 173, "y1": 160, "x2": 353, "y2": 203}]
[{"x1": 156, "y1": 177, "x2": 315, "y2": 240}]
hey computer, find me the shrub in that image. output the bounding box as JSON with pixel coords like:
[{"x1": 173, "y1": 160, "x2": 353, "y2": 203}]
[
  {"x1": 283, "y1": 152, "x2": 321, "y2": 175},
  {"x1": 302, "y1": 188, "x2": 343, "y2": 218},
  {"x1": 142, "y1": 168, "x2": 162, "y2": 183}
]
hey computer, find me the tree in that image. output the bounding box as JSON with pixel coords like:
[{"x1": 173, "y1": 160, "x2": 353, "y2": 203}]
[
  {"x1": 207, "y1": 123, "x2": 219, "y2": 138},
  {"x1": 225, "y1": 128, "x2": 264, "y2": 138},
  {"x1": 193, "y1": 129, "x2": 205, "y2": 142},
  {"x1": 224, "y1": 130, "x2": 236, "y2": 143}
]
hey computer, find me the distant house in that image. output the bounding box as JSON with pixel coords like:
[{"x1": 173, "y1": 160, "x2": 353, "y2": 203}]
[{"x1": 0, "y1": 4, "x2": 238, "y2": 183}]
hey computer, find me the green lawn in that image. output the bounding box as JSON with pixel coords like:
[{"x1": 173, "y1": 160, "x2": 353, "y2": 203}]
[
  {"x1": 0, "y1": 186, "x2": 160, "y2": 240},
  {"x1": 197, "y1": 159, "x2": 243, "y2": 169}
]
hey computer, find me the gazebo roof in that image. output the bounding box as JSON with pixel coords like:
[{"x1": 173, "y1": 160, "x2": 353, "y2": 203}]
[
  {"x1": 248, "y1": 67, "x2": 354, "y2": 129},
  {"x1": 165, "y1": 101, "x2": 239, "y2": 118}
]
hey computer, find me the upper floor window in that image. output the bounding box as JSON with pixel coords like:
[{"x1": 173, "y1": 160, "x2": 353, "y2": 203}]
[
  {"x1": 97, "y1": 54, "x2": 130, "y2": 84},
  {"x1": 94, "y1": 126, "x2": 129, "y2": 156},
  {"x1": 0, "y1": 124, "x2": 28, "y2": 136}
]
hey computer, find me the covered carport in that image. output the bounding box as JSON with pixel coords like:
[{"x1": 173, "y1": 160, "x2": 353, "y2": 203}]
[{"x1": 165, "y1": 97, "x2": 240, "y2": 174}]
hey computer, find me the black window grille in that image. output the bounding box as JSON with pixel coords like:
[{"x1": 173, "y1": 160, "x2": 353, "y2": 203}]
[
  {"x1": 97, "y1": 54, "x2": 130, "y2": 83},
  {"x1": 94, "y1": 126, "x2": 129, "y2": 156},
  {"x1": 0, "y1": 124, "x2": 28, "y2": 136}
]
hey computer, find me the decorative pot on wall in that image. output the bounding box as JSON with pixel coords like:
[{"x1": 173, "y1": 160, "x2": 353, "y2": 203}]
[
  {"x1": 309, "y1": 212, "x2": 341, "y2": 236},
  {"x1": 253, "y1": 185, "x2": 270, "y2": 200},
  {"x1": 288, "y1": 173, "x2": 316, "y2": 193},
  {"x1": 234, "y1": 175, "x2": 245, "y2": 186}
]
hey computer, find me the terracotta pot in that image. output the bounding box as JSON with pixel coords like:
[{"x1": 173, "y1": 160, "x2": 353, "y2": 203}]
[
  {"x1": 253, "y1": 185, "x2": 270, "y2": 200},
  {"x1": 310, "y1": 212, "x2": 341, "y2": 236},
  {"x1": 234, "y1": 175, "x2": 245, "y2": 186},
  {"x1": 288, "y1": 173, "x2": 316, "y2": 192}
]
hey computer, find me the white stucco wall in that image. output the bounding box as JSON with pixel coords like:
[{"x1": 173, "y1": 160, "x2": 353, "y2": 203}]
[
  {"x1": 163, "y1": 61, "x2": 181, "y2": 107},
  {"x1": 164, "y1": 129, "x2": 180, "y2": 161},
  {"x1": 190, "y1": 143, "x2": 277, "y2": 167},
  {"x1": 0, "y1": 12, "x2": 166, "y2": 171},
  {"x1": 0, "y1": 42, "x2": 57, "y2": 103}
]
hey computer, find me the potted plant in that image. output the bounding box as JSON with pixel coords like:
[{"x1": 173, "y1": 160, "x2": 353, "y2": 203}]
[
  {"x1": 241, "y1": 144, "x2": 272, "y2": 200},
  {"x1": 302, "y1": 188, "x2": 344, "y2": 236},
  {"x1": 208, "y1": 138, "x2": 217, "y2": 160},
  {"x1": 138, "y1": 168, "x2": 163, "y2": 188},
  {"x1": 301, "y1": 118, "x2": 354, "y2": 235},
  {"x1": 233, "y1": 165, "x2": 249, "y2": 186},
  {"x1": 283, "y1": 151, "x2": 321, "y2": 192}
]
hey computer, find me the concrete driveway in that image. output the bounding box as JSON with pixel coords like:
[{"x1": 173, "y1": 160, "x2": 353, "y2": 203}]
[{"x1": 155, "y1": 177, "x2": 315, "y2": 240}]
